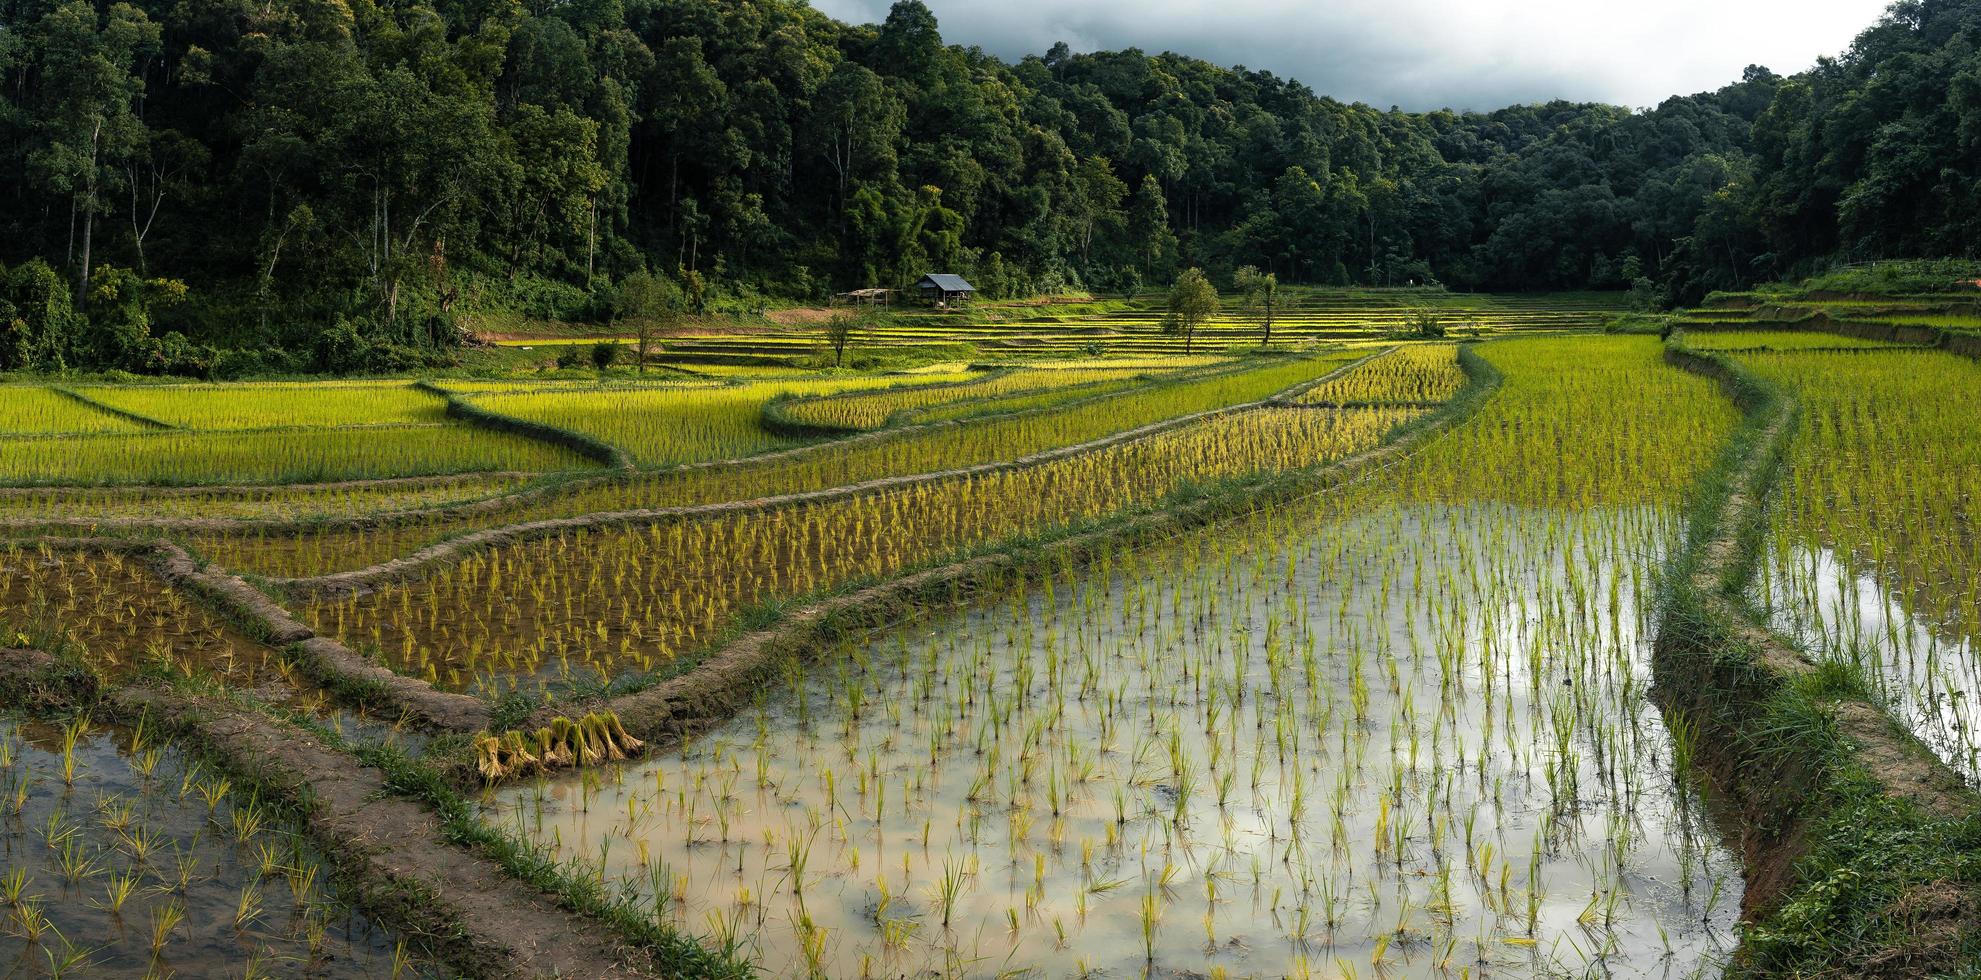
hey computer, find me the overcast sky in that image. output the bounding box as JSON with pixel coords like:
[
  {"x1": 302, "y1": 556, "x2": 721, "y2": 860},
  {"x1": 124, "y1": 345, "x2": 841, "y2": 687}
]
[{"x1": 810, "y1": 0, "x2": 1892, "y2": 111}]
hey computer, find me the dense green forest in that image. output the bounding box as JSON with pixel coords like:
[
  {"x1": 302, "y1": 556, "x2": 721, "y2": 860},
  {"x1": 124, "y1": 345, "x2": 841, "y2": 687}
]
[{"x1": 0, "y1": 0, "x2": 1977, "y2": 374}]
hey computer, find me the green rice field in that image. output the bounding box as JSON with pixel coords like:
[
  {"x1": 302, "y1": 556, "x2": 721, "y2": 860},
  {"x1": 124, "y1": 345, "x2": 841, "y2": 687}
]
[{"x1": 1, "y1": 291, "x2": 1974, "y2": 978}]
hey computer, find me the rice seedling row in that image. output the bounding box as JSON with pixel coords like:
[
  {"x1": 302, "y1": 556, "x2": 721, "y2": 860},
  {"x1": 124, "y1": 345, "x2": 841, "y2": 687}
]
[
  {"x1": 456, "y1": 372, "x2": 981, "y2": 466},
  {"x1": 0, "y1": 388, "x2": 147, "y2": 436},
  {"x1": 477, "y1": 335, "x2": 1745, "y2": 975},
  {"x1": 1745, "y1": 348, "x2": 1981, "y2": 781},
  {"x1": 0, "y1": 544, "x2": 289, "y2": 689},
  {"x1": 0, "y1": 473, "x2": 541, "y2": 525},
  {"x1": 188, "y1": 355, "x2": 1367, "y2": 579},
  {"x1": 0, "y1": 715, "x2": 419, "y2": 977},
  {"x1": 777, "y1": 367, "x2": 1168, "y2": 432},
  {"x1": 0, "y1": 425, "x2": 591, "y2": 487},
  {"x1": 305, "y1": 405, "x2": 1419, "y2": 694},
  {"x1": 1294, "y1": 344, "x2": 1465, "y2": 406}
]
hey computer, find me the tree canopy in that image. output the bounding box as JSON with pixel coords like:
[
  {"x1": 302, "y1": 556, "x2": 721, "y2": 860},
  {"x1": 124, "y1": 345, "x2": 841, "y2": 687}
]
[
  {"x1": 0, "y1": 0, "x2": 1975, "y2": 374},
  {"x1": 1163, "y1": 268, "x2": 1219, "y2": 355}
]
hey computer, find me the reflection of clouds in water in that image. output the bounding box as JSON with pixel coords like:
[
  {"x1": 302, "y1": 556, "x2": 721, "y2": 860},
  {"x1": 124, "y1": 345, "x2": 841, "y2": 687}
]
[
  {"x1": 1762, "y1": 545, "x2": 1981, "y2": 783},
  {"x1": 486, "y1": 502, "x2": 1740, "y2": 976}
]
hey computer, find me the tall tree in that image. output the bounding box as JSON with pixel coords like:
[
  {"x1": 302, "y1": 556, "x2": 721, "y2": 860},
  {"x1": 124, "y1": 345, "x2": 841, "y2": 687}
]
[
  {"x1": 813, "y1": 62, "x2": 904, "y2": 226},
  {"x1": 1070, "y1": 155, "x2": 1128, "y2": 271},
  {"x1": 1234, "y1": 265, "x2": 1278, "y2": 346},
  {"x1": 875, "y1": 1, "x2": 945, "y2": 88},
  {"x1": 125, "y1": 129, "x2": 207, "y2": 277},
  {"x1": 1127, "y1": 174, "x2": 1175, "y2": 278},
  {"x1": 824, "y1": 308, "x2": 866, "y2": 367},
  {"x1": 1162, "y1": 267, "x2": 1218, "y2": 356},
  {"x1": 613, "y1": 269, "x2": 683, "y2": 373},
  {"x1": 0, "y1": 0, "x2": 1966, "y2": 368},
  {"x1": 27, "y1": 1, "x2": 159, "y2": 296}
]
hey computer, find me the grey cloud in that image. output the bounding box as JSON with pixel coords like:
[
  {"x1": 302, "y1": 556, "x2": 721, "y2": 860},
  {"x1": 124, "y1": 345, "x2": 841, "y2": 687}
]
[{"x1": 809, "y1": 0, "x2": 1887, "y2": 111}]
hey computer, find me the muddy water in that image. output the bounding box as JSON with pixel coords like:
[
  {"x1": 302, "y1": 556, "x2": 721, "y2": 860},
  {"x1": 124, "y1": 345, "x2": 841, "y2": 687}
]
[
  {"x1": 1758, "y1": 543, "x2": 1981, "y2": 783},
  {"x1": 487, "y1": 500, "x2": 1740, "y2": 977},
  {"x1": 0, "y1": 718, "x2": 415, "y2": 977}
]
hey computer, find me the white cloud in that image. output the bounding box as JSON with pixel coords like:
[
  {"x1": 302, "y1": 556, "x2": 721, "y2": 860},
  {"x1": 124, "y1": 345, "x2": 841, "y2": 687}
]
[{"x1": 810, "y1": 0, "x2": 1890, "y2": 110}]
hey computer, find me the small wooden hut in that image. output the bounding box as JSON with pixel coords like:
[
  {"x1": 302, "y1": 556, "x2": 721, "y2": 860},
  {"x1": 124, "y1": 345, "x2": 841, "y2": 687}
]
[
  {"x1": 913, "y1": 274, "x2": 976, "y2": 307},
  {"x1": 834, "y1": 287, "x2": 894, "y2": 307}
]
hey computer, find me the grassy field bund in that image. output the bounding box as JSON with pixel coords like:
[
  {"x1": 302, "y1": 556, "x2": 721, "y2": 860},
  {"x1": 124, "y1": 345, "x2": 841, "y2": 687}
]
[
  {"x1": 476, "y1": 286, "x2": 1631, "y2": 370},
  {"x1": 2, "y1": 288, "x2": 1978, "y2": 978}
]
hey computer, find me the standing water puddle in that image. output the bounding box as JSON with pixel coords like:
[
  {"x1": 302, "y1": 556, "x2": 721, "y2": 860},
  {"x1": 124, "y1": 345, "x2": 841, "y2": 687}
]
[
  {"x1": 486, "y1": 500, "x2": 1739, "y2": 977},
  {"x1": 1759, "y1": 544, "x2": 1981, "y2": 783},
  {"x1": 0, "y1": 717, "x2": 415, "y2": 977}
]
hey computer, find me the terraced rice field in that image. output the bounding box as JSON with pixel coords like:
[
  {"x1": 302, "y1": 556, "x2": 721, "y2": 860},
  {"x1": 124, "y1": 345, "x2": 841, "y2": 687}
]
[
  {"x1": 1037, "y1": 293, "x2": 1611, "y2": 352},
  {"x1": 1676, "y1": 287, "x2": 1981, "y2": 342},
  {"x1": 1749, "y1": 348, "x2": 1981, "y2": 779},
  {"x1": 1682, "y1": 331, "x2": 1898, "y2": 351},
  {"x1": 2, "y1": 293, "x2": 1975, "y2": 978},
  {"x1": 0, "y1": 473, "x2": 539, "y2": 523},
  {"x1": 0, "y1": 425, "x2": 587, "y2": 486},
  {"x1": 480, "y1": 335, "x2": 1747, "y2": 975},
  {"x1": 185, "y1": 354, "x2": 1366, "y2": 578},
  {"x1": 0, "y1": 716, "x2": 413, "y2": 976},
  {"x1": 0, "y1": 545, "x2": 282, "y2": 685},
  {"x1": 0, "y1": 382, "x2": 590, "y2": 486},
  {"x1": 1294, "y1": 343, "x2": 1464, "y2": 405},
  {"x1": 305, "y1": 401, "x2": 1418, "y2": 692},
  {"x1": 777, "y1": 365, "x2": 1181, "y2": 431},
  {"x1": 451, "y1": 372, "x2": 978, "y2": 465},
  {"x1": 0, "y1": 388, "x2": 148, "y2": 435},
  {"x1": 492, "y1": 291, "x2": 1628, "y2": 369},
  {"x1": 1854, "y1": 313, "x2": 1981, "y2": 331},
  {"x1": 70, "y1": 382, "x2": 451, "y2": 429}
]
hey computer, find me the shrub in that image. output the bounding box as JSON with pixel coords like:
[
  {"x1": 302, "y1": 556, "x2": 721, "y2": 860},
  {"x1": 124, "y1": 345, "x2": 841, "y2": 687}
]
[
  {"x1": 313, "y1": 318, "x2": 372, "y2": 373},
  {"x1": 590, "y1": 341, "x2": 620, "y2": 369},
  {"x1": 1806, "y1": 259, "x2": 1981, "y2": 296},
  {"x1": 0, "y1": 258, "x2": 81, "y2": 371},
  {"x1": 211, "y1": 347, "x2": 305, "y2": 380},
  {"x1": 141, "y1": 331, "x2": 219, "y2": 378}
]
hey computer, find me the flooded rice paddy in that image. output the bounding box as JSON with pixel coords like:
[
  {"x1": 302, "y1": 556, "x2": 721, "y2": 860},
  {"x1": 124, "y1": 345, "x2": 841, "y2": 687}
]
[
  {"x1": 479, "y1": 335, "x2": 1747, "y2": 977},
  {"x1": 0, "y1": 717, "x2": 413, "y2": 977},
  {"x1": 487, "y1": 500, "x2": 1740, "y2": 977},
  {"x1": 1758, "y1": 544, "x2": 1981, "y2": 783},
  {"x1": 1744, "y1": 347, "x2": 1981, "y2": 786}
]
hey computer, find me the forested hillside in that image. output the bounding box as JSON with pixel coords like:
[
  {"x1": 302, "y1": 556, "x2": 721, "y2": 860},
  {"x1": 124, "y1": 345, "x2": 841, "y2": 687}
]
[{"x1": 0, "y1": 0, "x2": 1976, "y2": 374}]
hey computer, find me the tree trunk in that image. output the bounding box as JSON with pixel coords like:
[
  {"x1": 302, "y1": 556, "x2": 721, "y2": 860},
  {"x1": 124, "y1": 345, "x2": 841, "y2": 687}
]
[
  {"x1": 80, "y1": 191, "x2": 95, "y2": 296},
  {"x1": 80, "y1": 120, "x2": 102, "y2": 296},
  {"x1": 130, "y1": 182, "x2": 148, "y2": 275},
  {"x1": 586, "y1": 195, "x2": 598, "y2": 280},
  {"x1": 130, "y1": 161, "x2": 166, "y2": 277},
  {"x1": 1367, "y1": 211, "x2": 1380, "y2": 285}
]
